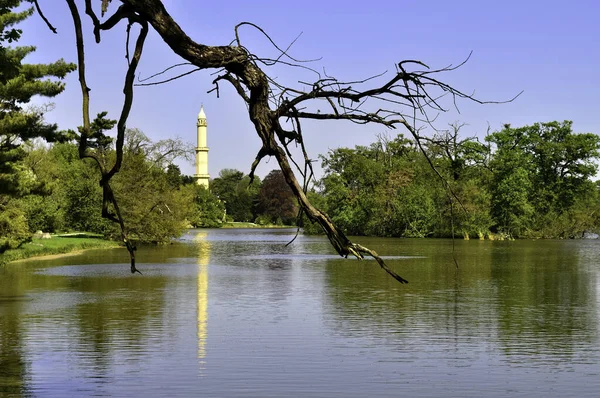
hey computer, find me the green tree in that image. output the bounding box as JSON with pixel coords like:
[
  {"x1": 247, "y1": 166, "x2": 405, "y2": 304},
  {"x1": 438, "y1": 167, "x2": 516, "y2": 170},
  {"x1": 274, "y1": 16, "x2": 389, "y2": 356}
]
[
  {"x1": 210, "y1": 169, "x2": 261, "y2": 222},
  {"x1": 58, "y1": 147, "x2": 108, "y2": 234},
  {"x1": 166, "y1": 164, "x2": 183, "y2": 189},
  {"x1": 319, "y1": 134, "x2": 438, "y2": 237},
  {"x1": 0, "y1": 199, "x2": 28, "y2": 252},
  {"x1": 188, "y1": 185, "x2": 225, "y2": 228},
  {"x1": 422, "y1": 124, "x2": 493, "y2": 238},
  {"x1": 319, "y1": 144, "x2": 387, "y2": 235},
  {"x1": 0, "y1": 2, "x2": 76, "y2": 194},
  {"x1": 0, "y1": 0, "x2": 76, "y2": 251},
  {"x1": 109, "y1": 129, "x2": 193, "y2": 243},
  {"x1": 256, "y1": 169, "x2": 298, "y2": 225},
  {"x1": 524, "y1": 121, "x2": 598, "y2": 212},
  {"x1": 19, "y1": 142, "x2": 108, "y2": 234},
  {"x1": 487, "y1": 121, "x2": 600, "y2": 237},
  {"x1": 18, "y1": 142, "x2": 68, "y2": 233}
]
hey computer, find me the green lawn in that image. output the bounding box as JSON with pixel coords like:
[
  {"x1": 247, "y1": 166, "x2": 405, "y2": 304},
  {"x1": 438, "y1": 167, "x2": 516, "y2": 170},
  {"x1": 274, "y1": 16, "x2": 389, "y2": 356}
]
[{"x1": 0, "y1": 233, "x2": 120, "y2": 265}]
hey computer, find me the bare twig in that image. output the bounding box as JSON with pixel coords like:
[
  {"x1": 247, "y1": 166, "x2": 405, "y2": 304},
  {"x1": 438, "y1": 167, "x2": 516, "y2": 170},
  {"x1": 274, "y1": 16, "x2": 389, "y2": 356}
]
[
  {"x1": 137, "y1": 62, "x2": 195, "y2": 82},
  {"x1": 32, "y1": 0, "x2": 57, "y2": 33},
  {"x1": 135, "y1": 68, "x2": 200, "y2": 86}
]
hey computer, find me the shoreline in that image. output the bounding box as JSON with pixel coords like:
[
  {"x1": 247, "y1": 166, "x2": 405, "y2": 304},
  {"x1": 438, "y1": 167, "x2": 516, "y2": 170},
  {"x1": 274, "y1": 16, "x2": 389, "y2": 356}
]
[
  {"x1": 221, "y1": 222, "x2": 294, "y2": 229},
  {"x1": 1, "y1": 235, "x2": 121, "y2": 265},
  {"x1": 9, "y1": 245, "x2": 122, "y2": 263}
]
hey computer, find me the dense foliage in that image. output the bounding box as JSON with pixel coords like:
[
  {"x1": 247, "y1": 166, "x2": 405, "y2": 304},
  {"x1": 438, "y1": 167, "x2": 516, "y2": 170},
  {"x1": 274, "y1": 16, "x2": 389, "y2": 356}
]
[
  {"x1": 310, "y1": 123, "x2": 600, "y2": 239},
  {"x1": 0, "y1": 0, "x2": 76, "y2": 252},
  {"x1": 2, "y1": 120, "x2": 301, "y2": 250},
  {"x1": 256, "y1": 170, "x2": 298, "y2": 225},
  {"x1": 4, "y1": 136, "x2": 188, "y2": 243},
  {"x1": 208, "y1": 168, "x2": 299, "y2": 225},
  {"x1": 210, "y1": 169, "x2": 261, "y2": 222}
]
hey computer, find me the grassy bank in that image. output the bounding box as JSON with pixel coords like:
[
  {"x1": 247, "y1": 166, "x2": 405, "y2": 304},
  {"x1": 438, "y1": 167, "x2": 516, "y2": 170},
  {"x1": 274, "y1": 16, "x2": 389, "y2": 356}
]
[{"x1": 1, "y1": 233, "x2": 120, "y2": 265}]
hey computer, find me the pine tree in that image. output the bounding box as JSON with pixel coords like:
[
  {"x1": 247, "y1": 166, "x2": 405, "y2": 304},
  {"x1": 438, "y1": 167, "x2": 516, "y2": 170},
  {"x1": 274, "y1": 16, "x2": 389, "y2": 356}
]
[
  {"x1": 0, "y1": 0, "x2": 76, "y2": 252},
  {"x1": 0, "y1": 0, "x2": 76, "y2": 195}
]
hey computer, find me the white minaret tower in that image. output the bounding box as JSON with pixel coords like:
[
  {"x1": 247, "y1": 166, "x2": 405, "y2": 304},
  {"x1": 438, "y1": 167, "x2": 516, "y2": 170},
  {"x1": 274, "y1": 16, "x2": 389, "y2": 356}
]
[{"x1": 194, "y1": 105, "x2": 210, "y2": 188}]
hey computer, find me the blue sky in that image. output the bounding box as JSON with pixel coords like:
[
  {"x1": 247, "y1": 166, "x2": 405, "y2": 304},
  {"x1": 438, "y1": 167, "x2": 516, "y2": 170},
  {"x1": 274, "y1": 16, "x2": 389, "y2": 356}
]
[{"x1": 21, "y1": 0, "x2": 600, "y2": 178}]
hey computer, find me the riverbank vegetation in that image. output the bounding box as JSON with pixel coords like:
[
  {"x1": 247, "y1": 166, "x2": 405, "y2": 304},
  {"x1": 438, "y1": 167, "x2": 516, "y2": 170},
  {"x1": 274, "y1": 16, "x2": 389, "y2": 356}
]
[
  {"x1": 1, "y1": 133, "x2": 300, "y2": 254},
  {"x1": 2, "y1": 1, "x2": 600, "y2": 271},
  {"x1": 1, "y1": 233, "x2": 120, "y2": 264},
  {"x1": 0, "y1": 2, "x2": 298, "y2": 261},
  {"x1": 304, "y1": 122, "x2": 600, "y2": 239}
]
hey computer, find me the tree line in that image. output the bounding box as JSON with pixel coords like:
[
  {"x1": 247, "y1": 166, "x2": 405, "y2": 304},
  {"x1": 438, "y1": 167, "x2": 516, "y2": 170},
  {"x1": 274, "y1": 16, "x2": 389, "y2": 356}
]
[
  {"x1": 1, "y1": 131, "x2": 300, "y2": 252},
  {"x1": 2, "y1": 1, "x2": 600, "y2": 257},
  {"x1": 304, "y1": 123, "x2": 600, "y2": 239},
  {"x1": 0, "y1": 1, "x2": 299, "y2": 254},
  {"x1": 8, "y1": 118, "x2": 596, "y2": 254}
]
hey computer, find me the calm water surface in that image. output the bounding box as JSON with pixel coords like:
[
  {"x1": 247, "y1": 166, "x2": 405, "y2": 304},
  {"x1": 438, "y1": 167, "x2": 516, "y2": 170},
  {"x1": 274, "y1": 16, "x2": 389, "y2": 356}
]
[{"x1": 2, "y1": 229, "x2": 600, "y2": 397}]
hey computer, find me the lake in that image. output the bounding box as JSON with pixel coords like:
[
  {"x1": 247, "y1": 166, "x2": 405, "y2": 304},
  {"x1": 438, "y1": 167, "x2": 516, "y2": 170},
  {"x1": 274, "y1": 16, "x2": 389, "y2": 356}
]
[{"x1": 2, "y1": 228, "x2": 600, "y2": 397}]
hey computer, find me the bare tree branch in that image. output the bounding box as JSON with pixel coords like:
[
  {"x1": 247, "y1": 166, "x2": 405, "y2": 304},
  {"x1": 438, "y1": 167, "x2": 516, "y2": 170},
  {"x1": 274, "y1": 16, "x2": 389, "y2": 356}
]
[
  {"x1": 137, "y1": 62, "x2": 194, "y2": 82},
  {"x1": 61, "y1": 0, "x2": 520, "y2": 283},
  {"x1": 135, "y1": 67, "x2": 201, "y2": 86},
  {"x1": 32, "y1": 0, "x2": 57, "y2": 33},
  {"x1": 105, "y1": 19, "x2": 147, "y2": 180},
  {"x1": 66, "y1": 0, "x2": 151, "y2": 274}
]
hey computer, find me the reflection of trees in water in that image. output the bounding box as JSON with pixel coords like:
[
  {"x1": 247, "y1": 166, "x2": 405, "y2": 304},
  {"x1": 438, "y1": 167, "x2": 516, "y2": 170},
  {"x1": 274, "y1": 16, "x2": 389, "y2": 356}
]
[
  {"x1": 0, "y1": 299, "x2": 30, "y2": 397},
  {"x1": 321, "y1": 240, "x2": 494, "y2": 334},
  {"x1": 0, "y1": 265, "x2": 61, "y2": 396},
  {"x1": 207, "y1": 238, "x2": 296, "y2": 306},
  {"x1": 0, "y1": 255, "x2": 171, "y2": 393},
  {"x1": 68, "y1": 274, "x2": 170, "y2": 380},
  {"x1": 321, "y1": 258, "x2": 497, "y2": 355},
  {"x1": 321, "y1": 240, "x2": 599, "y2": 365},
  {"x1": 490, "y1": 241, "x2": 598, "y2": 363}
]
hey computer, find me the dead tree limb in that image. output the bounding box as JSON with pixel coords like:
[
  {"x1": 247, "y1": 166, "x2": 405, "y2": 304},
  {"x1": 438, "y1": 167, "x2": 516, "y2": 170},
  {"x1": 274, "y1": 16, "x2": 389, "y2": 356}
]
[
  {"x1": 58, "y1": 0, "x2": 519, "y2": 282},
  {"x1": 64, "y1": 0, "x2": 148, "y2": 274}
]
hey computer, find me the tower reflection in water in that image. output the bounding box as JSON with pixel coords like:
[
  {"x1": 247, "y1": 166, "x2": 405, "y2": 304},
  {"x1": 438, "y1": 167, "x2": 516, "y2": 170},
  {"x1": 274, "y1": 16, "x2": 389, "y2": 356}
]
[{"x1": 195, "y1": 231, "x2": 210, "y2": 368}]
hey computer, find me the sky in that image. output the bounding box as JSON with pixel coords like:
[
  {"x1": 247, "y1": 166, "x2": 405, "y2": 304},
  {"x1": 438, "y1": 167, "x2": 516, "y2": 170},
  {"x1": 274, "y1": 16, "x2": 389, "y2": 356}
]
[{"x1": 20, "y1": 0, "x2": 600, "y2": 179}]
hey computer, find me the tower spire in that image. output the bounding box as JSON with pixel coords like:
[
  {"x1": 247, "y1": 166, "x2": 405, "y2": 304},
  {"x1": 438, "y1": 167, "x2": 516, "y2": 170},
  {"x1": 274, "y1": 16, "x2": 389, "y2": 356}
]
[{"x1": 194, "y1": 104, "x2": 210, "y2": 188}]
